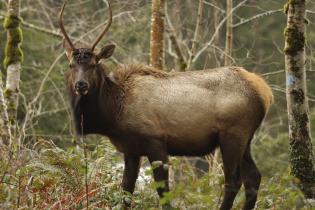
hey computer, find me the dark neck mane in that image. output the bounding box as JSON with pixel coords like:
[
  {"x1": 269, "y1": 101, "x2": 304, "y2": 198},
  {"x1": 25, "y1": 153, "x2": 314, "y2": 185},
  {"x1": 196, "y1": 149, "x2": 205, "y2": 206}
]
[{"x1": 69, "y1": 66, "x2": 123, "y2": 136}]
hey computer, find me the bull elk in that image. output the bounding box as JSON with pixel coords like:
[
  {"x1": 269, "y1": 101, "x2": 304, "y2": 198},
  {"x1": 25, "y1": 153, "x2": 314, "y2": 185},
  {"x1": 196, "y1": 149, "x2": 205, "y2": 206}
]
[{"x1": 59, "y1": 1, "x2": 273, "y2": 209}]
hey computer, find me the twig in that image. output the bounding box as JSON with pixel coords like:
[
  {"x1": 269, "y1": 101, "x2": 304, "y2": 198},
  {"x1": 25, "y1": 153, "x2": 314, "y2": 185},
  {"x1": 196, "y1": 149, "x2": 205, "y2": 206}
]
[
  {"x1": 36, "y1": 0, "x2": 55, "y2": 30},
  {"x1": 261, "y1": 70, "x2": 284, "y2": 76},
  {"x1": 21, "y1": 19, "x2": 62, "y2": 38},
  {"x1": 232, "y1": 9, "x2": 282, "y2": 28},
  {"x1": 81, "y1": 114, "x2": 89, "y2": 210},
  {"x1": 203, "y1": 1, "x2": 225, "y2": 13},
  {"x1": 187, "y1": 0, "x2": 204, "y2": 70},
  {"x1": 17, "y1": 176, "x2": 21, "y2": 209},
  {"x1": 30, "y1": 53, "x2": 64, "y2": 106},
  {"x1": 165, "y1": 5, "x2": 187, "y2": 71},
  {"x1": 210, "y1": 44, "x2": 235, "y2": 64},
  {"x1": 193, "y1": 0, "x2": 248, "y2": 63},
  {"x1": 224, "y1": 0, "x2": 233, "y2": 66}
]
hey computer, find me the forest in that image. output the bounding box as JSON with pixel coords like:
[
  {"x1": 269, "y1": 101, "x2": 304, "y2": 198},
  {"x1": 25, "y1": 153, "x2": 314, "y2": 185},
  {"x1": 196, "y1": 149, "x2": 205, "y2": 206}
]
[{"x1": 0, "y1": 0, "x2": 315, "y2": 209}]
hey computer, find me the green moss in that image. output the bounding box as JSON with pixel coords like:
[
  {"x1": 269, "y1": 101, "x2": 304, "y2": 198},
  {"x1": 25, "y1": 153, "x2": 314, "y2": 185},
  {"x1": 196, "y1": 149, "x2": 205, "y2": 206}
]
[
  {"x1": 3, "y1": 88, "x2": 17, "y2": 125},
  {"x1": 290, "y1": 89, "x2": 305, "y2": 104},
  {"x1": 284, "y1": 0, "x2": 306, "y2": 14},
  {"x1": 284, "y1": 26, "x2": 305, "y2": 56},
  {"x1": 3, "y1": 14, "x2": 23, "y2": 68},
  {"x1": 283, "y1": 2, "x2": 289, "y2": 14},
  {"x1": 3, "y1": 14, "x2": 21, "y2": 29},
  {"x1": 289, "y1": 107, "x2": 315, "y2": 197},
  {"x1": 3, "y1": 89, "x2": 12, "y2": 98},
  {"x1": 289, "y1": 138, "x2": 315, "y2": 197},
  {"x1": 283, "y1": 0, "x2": 295, "y2": 14}
]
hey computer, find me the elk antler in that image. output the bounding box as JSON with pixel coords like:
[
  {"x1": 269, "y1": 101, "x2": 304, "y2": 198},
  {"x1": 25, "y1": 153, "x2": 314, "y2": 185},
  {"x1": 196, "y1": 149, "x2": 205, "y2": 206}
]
[
  {"x1": 91, "y1": 1, "x2": 113, "y2": 52},
  {"x1": 59, "y1": 0, "x2": 75, "y2": 51}
]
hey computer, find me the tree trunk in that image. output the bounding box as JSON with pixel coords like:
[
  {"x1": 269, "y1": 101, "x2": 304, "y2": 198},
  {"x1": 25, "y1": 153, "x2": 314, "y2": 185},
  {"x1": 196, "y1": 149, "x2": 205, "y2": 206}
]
[
  {"x1": 150, "y1": 0, "x2": 165, "y2": 70},
  {"x1": 3, "y1": 0, "x2": 23, "y2": 136},
  {"x1": 165, "y1": 8, "x2": 187, "y2": 71},
  {"x1": 187, "y1": 0, "x2": 204, "y2": 70},
  {"x1": 213, "y1": 0, "x2": 222, "y2": 67},
  {"x1": 224, "y1": 0, "x2": 233, "y2": 66},
  {"x1": 284, "y1": 0, "x2": 315, "y2": 198},
  {"x1": 0, "y1": 74, "x2": 11, "y2": 146}
]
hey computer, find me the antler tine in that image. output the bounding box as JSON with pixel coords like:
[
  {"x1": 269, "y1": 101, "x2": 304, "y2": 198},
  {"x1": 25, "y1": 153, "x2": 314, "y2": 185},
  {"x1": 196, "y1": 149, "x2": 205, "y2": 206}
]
[
  {"x1": 91, "y1": 1, "x2": 113, "y2": 52},
  {"x1": 59, "y1": 0, "x2": 75, "y2": 51}
]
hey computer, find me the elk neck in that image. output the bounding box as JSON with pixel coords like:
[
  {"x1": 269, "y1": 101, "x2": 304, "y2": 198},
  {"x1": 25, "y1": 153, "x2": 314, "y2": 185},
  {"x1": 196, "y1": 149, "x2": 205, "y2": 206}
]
[{"x1": 70, "y1": 66, "x2": 124, "y2": 136}]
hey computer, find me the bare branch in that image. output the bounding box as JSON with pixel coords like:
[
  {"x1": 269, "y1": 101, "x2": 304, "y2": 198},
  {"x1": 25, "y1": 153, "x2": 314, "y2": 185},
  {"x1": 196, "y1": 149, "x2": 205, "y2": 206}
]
[
  {"x1": 233, "y1": 9, "x2": 282, "y2": 28},
  {"x1": 187, "y1": 0, "x2": 204, "y2": 70},
  {"x1": 193, "y1": 0, "x2": 248, "y2": 63},
  {"x1": 165, "y1": 4, "x2": 187, "y2": 71}
]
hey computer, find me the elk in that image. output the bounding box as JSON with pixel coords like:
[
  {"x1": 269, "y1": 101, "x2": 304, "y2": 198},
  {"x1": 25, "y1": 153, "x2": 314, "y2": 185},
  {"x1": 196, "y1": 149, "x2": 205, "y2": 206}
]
[{"x1": 59, "y1": 1, "x2": 273, "y2": 210}]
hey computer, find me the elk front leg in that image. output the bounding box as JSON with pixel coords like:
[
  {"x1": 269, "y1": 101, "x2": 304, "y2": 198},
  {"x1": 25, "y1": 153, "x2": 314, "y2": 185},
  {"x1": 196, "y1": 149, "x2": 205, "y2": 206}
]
[
  {"x1": 122, "y1": 154, "x2": 141, "y2": 194},
  {"x1": 147, "y1": 140, "x2": 169, "y2": 198}
]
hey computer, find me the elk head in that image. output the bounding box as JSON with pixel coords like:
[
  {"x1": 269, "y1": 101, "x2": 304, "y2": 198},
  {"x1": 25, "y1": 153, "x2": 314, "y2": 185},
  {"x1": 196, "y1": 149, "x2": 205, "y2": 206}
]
[{"x1": 59, "y1": 0, "x2": 115, "y2": 96}]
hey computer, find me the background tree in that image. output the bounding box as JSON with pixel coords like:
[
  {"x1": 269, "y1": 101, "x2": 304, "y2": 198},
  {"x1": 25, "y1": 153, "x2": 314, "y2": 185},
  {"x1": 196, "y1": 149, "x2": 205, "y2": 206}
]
[
  {"x1": 165, "y1": 7, "x2": 187, "y2": 71},
  {"x1": 0, "y1": 73, "x2": 10, "y2": 145},
  {"x1": 186, "y1": 0, "x2": 204, "y2": 70},
  {"x1": 224, "y1": 0, "x2": 233, "y2": 66},
  {"x1": 284, "y1": 0, "x2": 315, "y2": 198},
  {"x1": 0, "y1": 6, "x2": 10, "y2": 144},
  {"x1": 3, "y1": 0, "x2": 23, "y2": 139},
  {"x1": 150, "y1": 0, "x2": 165, "y2": 69}
]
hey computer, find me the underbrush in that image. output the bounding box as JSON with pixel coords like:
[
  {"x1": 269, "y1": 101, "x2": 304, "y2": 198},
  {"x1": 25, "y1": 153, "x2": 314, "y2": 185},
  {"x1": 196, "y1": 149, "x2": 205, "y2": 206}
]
[{"x1": 0, "y1": 135, "x2": 313, "y2": 210}]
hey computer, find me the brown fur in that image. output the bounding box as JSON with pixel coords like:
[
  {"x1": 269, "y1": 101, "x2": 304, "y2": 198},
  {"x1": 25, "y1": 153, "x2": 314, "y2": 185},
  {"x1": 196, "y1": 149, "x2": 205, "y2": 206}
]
[
  {"x1": 112, "y1": 64, "x2": 169, "y2": 84},
  {"x1": 232, "y1": 67, "x2": 274, "y2": 111},
  {"x1": 58, "y1": 3, "x2": 272, "y2": 208},
  {"x1": 65, "y1": 45, "x2": 272, "y2": 210}
]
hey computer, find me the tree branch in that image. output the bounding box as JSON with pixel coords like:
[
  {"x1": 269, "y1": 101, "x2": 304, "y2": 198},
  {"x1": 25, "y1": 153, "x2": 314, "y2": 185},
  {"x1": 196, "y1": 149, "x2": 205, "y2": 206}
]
[{"x1": 193, "y1": 0, "x2": 248, "y2": 64}]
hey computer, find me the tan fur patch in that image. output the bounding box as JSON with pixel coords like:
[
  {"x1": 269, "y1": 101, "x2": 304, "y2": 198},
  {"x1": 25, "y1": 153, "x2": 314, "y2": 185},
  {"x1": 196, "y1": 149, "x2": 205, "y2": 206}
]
[
  {"x1": 113, "y1": 64, "x2": 169, "y2": 84},
  {"x1": 234, "y1": 67, "x2": 274, "y2": 112}
]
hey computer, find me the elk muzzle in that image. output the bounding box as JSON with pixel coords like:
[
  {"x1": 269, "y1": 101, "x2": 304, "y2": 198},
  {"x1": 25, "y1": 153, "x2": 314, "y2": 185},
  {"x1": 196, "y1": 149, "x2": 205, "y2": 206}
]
[{"x1": 75, "y1": 80, "x2": 89, "y2": 95}]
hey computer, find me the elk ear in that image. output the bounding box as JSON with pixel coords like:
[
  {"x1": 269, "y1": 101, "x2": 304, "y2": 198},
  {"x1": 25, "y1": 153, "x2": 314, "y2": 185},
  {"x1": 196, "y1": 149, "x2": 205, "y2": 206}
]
[
  {"x1": 63, "y1": 39, "x2": 73, "y2": 60},
  {"x1": 96, "y1": 44, "x2": 115, "y2": 62}
]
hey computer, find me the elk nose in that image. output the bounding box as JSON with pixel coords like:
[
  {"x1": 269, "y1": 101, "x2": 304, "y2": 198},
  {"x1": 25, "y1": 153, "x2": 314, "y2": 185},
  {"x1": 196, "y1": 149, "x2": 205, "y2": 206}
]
[{"x1": 75, "y1": 81, "x2": 88, "y2": 94}]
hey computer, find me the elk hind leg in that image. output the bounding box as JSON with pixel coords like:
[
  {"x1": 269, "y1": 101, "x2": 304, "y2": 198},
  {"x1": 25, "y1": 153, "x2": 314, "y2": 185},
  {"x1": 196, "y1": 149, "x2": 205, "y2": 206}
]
[
  {"x1": 219, "y1": 133, "x2": 246, "y2": 210},
  {"x1": 241, "y1": 146, "x2": 261, "y2": 210}
]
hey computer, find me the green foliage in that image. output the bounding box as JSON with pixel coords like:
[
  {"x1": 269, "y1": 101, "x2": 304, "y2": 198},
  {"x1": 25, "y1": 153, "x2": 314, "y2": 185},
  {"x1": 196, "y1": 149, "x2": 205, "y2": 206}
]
[
  {"x1": 252, "y1": 133, "x2": 290, "y2": 176},
  {"x1": 258, "y1": 171, "x2": 309, "y2": 209},
  {"x1": 1, "y1": 132, "x2": 315, "y2": 209}
]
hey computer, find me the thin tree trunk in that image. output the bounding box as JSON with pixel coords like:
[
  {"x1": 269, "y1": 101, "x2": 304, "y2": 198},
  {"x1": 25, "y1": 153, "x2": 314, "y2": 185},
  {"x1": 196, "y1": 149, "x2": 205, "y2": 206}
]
[
  {"x1": 187, "y1": 0, "x2": 204, "y2": 70},
  {"x1": 0, "y1": 74, "x2": 11, "y2": 146},
  {"x1": 284, "y1": 0, "x2": 315, "y2": 198},
  {"x1": 208, "y1": 0, "x2": 225, "y2": 172},
  {"x1": 150, "y1": 0, "x2": 165, "y2": 70},
  {"x1": 224, "y1": 0, "x2": 233, "y2": 66},
  {"x1": 3, "y1": 0, "x2": 23, "y2": 137},
  {"x1": 213, "y1": 0, "x2": 222, "y2": 67},
  {"x1": 165, "y1": 9, "x2": 187, "y2": 71}
]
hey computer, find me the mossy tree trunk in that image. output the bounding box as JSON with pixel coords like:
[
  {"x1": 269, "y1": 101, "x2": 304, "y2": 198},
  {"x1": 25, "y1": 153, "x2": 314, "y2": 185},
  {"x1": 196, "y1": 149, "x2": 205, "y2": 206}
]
[
  {"x1": 150, "y1": 0, "x2": 165, "y2": 70},
  {"x1": 224, "y1": 0, "x2": 233, "y2": 66},
  {"x1": 284, "y1": 0, "x2": 315, "y2": 198},
  {"x1": 4, "y1": 0, "x2": 23, "y2": 137}
]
